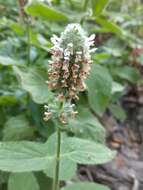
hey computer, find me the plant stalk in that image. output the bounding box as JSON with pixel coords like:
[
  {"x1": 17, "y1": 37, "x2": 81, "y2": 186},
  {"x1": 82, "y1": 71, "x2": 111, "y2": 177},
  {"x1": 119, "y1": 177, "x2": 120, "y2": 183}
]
[
  {"x1": 26, "y1": 21, "x2": 31, "y2": 65},
  {"x1": 53, "y1": 127, "x2": 61, "y2": 190}
]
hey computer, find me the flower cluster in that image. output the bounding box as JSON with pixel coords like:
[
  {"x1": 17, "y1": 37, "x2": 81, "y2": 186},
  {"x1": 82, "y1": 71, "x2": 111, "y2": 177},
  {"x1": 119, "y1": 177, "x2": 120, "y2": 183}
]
[
  {"x1": 43, "y1": 99, "x2": 78, "y2": 124},
  {"x1": 47, "y1": 23, "x2": 95, "y2": 101},
  {"x1": 44, "y1": 24, "x2": 95, "y2": 124}
]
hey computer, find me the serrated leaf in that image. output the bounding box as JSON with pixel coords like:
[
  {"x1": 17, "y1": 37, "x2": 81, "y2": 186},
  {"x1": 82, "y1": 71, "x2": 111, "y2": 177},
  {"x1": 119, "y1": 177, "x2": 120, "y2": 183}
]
[
  {"x1": 14, "y1": 66, "x2": 53, "y2": 104},
  {"x1": 3, "y1": 115, "x2": 34, "y2": 141},
  {"x1": 66, "y1": 137, "x2": 116, "y2": 164},
  {"x1": 68, "y1": 106, "x2": 106, "y2": 143},
  {"x1": 61, "y1": 182, "x2": 110, "y2": 190},
  {"x1": 92, "y1": 0, "x2": 110, "y2": 16},
  {"x1": 86, "y1": 64, "x2": 112, "y2": 115},
  {"x1": 25, "y1": 1, "x2": 68, "y2": 22},
  {"x1": 8, "y1": 173, "x2": 40, "y2": 190},
  {"x1": 0, "y1": 134, "x2": 115, "y2": 173}
]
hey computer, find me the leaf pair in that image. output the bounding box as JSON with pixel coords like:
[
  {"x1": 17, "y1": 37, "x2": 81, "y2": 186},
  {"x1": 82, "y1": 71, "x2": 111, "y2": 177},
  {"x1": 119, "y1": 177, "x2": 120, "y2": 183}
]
[{"x1": 0, "y1": 133, "x2": 116, "y2": 180}]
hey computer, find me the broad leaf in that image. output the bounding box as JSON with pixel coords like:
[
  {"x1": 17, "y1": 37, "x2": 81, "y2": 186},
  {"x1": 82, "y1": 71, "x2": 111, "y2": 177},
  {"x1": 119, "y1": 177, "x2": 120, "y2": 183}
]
[
  {"x1": 0, "y1": 134, "x2": 115, "y2": 173},
  {"x1": 86, "y1": 64, "x2": 112, "y2": 115},
  {"x1": 3, "y1": 115, "x2": 34, "y2": 141},
  {"x1": 8, "y1": 173, "x2": 40, "y2": 190},
  {"x1": 61, "y1": 182, "x2": 110, "y2": 190},
  {"x1": 25, "y1": 1, "x2": 68, "y2": 22},
  {"x1": 66, "y1": 137, "x2": 115, "y2": 164},
  {"x1": 14, "y1": 66, "x2": 53, "y2": 104},
  {"x1": 44, "y1": 157, "x2": 77, "y2": 180},
  {"x1": 92, "y1": 0, "x2": 110, "y2": 16},
  {"x1": 68, "y1": 106, "x2": 106, "y2": 143},
  {"x1": 113, "y1": 66, "x2": 140, "y2": 83},
  {"x1": 44, "y1": 133, "x2": 77, "y2": 180}
]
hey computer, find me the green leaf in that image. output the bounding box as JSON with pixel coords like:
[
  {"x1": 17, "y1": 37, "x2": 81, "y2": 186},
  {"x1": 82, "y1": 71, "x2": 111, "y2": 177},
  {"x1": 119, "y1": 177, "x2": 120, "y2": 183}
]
[
  {"x1": 61, "y1": 182, "x2": 110, "y2": 190},
  {"x1": 0, "y1": 141, "x2": 50, "y2": 172},
  {"x1": 10, "y1": 22, "x2": 25, "y2": 36},
  {"x1": 0, "y1": 134, "x2": 115, "y2": 173},
  {"x1": 0, "y1": 171, "x2": 9, "y2": 185},
  {"x1": 95, "y1": 17, "x2": 123, "y2": 36},
  {"x1": 29, "y1": 31, "x2": 52, "y2": 51},
  {"x1": 14, "y1": 66, "x2": 53, "y2": 104},
  {"x1": 112, "y1": 82, "x2": 124, "y2": 94},
  {"x1": 66, "y1": 137, "x2": 116, "y2": 164},
  {"x1": 25, "y1": 1, "x2": 68, "y2": 22},
  {"x1": 110, "y1": 104, "x2": 126, "y2": 121},
  {"x1": 8, "y1": 173, "x2": 40, "y2": 190},
  {"x1": 44, "y1": 133, "x2": 77, "y2": 180},
  {"x1": 44, "y1": 157, "x2": 76, "y2": 180},
  {"x1": 35, "y1": 172, "x2": 53, "y2": 190},
  {"x1": 92, "y1": 0, "x2": 110, "y2": 16},
  {"x1": 113, "y1": 66, "x2": 141, "y2": 83},
  {"x1": 0, "y1": 56, "x2": 20, "y2": 66},
  {"x1": 3, "y1": 115, "x2": 34, "y2": 141},
  {"x1": 86, "y1": 64, "x2": 112, "y2": 115},
  {"x1": 68, "y1": 106, "x2": 106, "y2": 143}
]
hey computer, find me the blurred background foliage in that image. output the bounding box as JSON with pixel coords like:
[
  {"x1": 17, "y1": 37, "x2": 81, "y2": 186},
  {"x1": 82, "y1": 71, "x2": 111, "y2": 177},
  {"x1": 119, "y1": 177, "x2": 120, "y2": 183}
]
[{"x1": 0, "y1": 0, "x2": 143, "y2": 189}]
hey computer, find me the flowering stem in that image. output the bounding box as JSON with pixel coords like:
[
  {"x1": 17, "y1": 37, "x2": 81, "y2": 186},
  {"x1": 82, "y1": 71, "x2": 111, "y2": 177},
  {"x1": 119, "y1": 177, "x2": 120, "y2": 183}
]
[{"x1": 53, "y1": 127, "x2": 61, "y2": 190}]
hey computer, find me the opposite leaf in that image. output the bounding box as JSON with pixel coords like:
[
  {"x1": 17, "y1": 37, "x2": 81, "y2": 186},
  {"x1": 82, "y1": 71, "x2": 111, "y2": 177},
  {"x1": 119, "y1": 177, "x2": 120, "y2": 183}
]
[{"x1": 0, "y1": 134, "x2": 115, "y2": 175}]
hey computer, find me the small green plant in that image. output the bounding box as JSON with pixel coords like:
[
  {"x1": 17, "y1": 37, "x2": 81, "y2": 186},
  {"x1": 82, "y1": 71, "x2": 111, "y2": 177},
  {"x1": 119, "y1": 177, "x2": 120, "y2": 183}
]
[
  {"x1": 0, "y1": 21, "x2": 115, "y2": 190},
  {"x1": 43, "y1": 23, "x2": 114, "y2": 190},
  {"x1": 0, "y1": 0, "x2": 142, "y2": 189}
]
